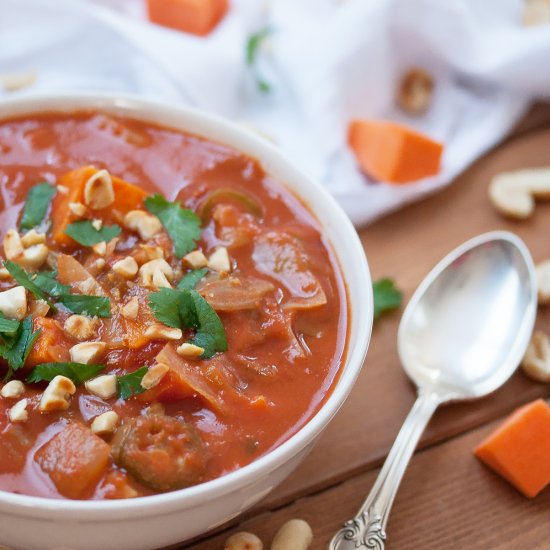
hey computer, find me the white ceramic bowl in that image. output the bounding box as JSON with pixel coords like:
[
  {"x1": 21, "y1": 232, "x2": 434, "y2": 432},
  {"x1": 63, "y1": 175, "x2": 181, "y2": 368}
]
[{"x1": 0, "y1": 94, "x2": 372, "y2": 550}]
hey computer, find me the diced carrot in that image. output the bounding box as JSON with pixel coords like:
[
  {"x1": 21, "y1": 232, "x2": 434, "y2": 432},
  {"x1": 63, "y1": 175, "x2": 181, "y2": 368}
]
[
  {"x1": 34, "y1": 423, "x2": 111, "y2": 499},
  {"x1": 348, "y1": 120, "x2": 443, "y2": 184},
  {"x1": 139, "y1": 369, "x2": 195, "y2": 403},
  {"x1": 51, "y1": 166, "x2": 148, "y2": 247},
  {"x1": 25, "y1": 317, "x2": 72, "y2": 368},
  {"x1": 474, "y1": 399, "x2": 550, "y2": 498},
  {"x1": 146, "y1": 0, "x2": 229, "y2": 36}
]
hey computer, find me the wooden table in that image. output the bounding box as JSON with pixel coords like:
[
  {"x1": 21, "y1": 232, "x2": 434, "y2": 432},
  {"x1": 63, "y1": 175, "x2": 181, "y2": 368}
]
[{"x1": 186, "y1": 105, "x2": 550, "y2": 549}]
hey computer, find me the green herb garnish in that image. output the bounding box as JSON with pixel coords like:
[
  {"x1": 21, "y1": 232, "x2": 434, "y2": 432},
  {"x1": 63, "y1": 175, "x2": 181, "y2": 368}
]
[
  {"x1": 20, "y1": 182, "x2": 56, "y2": 231},
  {"x1": 4, "y1": 261, "x2": 55, "y2": 309},
  {"x1": 32, "y1": 271, "x2": 70, "y2": 298},
  {"x1": 0, "y1": 317, "x2": 41, "y2": 380},
  {"x1": 0, "y1": 312, "x2": 22, "y2": 335},
  {"x1": 149, "y1": 288, "x2": 227, "y2": 358},
  {"x1": 27, "y1": 362, "x2": 105, "y2": 385},
  {"x1": 144, "y1": 194, "x2": 201, "y2": 258},
  {"x1": 177, "y1": 268, "x2": 208, "y2": 290},
  {"x1": 246, "y1": 27, "x2": 273, "y2": 93},
  {"x1": 59, "y1": 294, "x2": 111, "y2": 318},
  {"x1": 373, "y1": 278, "x2": 402, "y2": 319},
  {"x1": 65, "y1": 220, "x2": 121, "y2": 247},
  {"x1": 117, "y1": 367, "x2": 148, "y2": 399}
]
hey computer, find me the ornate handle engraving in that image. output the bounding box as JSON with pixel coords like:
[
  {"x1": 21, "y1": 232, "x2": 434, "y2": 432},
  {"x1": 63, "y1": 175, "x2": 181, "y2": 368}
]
[{"x1": 329, "y1": 391, "x2": 441, "y2": 550}]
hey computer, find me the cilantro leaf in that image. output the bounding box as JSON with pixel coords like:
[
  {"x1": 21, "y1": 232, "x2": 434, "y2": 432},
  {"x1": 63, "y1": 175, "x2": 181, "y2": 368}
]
[
  {"x1": 373, "y1": 278, "x2": 402, "y2": 319},
  {"x1": 246, "y1": 27, "x2": 273, "y2": 93},
  {"x1": 0, "y1": 317, "x2": 41, "y2": 379},
  {"x1": 59, "y1": 294, "x2": 111, "y2": 317},
  {"x1": 65, "y1": 220, "x2": 121, "y2": 246},
  {"x1": 27, "y1": 362, "x2": 105, "y2": 385},
  {"x1": 32, "y1": 271, "x2": 70, "y2": 298},
  {"x1": 177, "y1": 268, "x2": 208, "y2": 290},
  {"x1": 20, "y1": 182, "x2": 56, "y2": 231},
  {"x1": 149, "y1": 288, "x2": 226, "y2": 358},
  {"x1": 4, "y1": 261, "x2": 56, "y2": 309},
  {"x1": 117, "y1": 367, "x2": 148, "y2": 399},
  {"x1": 144, "y1": 194, "x2": 201, "y2": 258},
  {"x1": 0, "y1": 312, "x2": 21, "y2": 335}
]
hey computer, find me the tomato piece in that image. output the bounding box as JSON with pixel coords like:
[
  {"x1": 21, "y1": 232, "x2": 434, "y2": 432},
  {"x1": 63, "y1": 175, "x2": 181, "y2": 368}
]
[{"x1": 26, "y1": 317, "x2": 72, "y2": 368}]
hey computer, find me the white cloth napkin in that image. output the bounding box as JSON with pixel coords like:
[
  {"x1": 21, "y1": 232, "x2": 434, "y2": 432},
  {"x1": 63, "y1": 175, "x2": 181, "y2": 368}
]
[{"x1": 1, "y1": 0, "x2": 549, "y2": 225}]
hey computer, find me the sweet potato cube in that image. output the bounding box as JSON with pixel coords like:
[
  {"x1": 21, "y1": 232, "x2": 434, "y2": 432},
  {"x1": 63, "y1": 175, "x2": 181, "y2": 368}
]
[
  {"x1": 146, "y1": 0, "x2": 229, "y2": 36},
  {"x1": 25, "y1": 317, "x2": 71, "y2": 368},
  {"x1": 474, "y1": 399, "x2": 550, "y2": 498},
  {"x1": 51, "y1": 166, "x2": 148, "y2": 247},
  {"x1": 348, "y1": 119, "x2": 443, "y2": 184},
  {"x1": 35, "y1": 423, "x2": 110, "y2": 499}
]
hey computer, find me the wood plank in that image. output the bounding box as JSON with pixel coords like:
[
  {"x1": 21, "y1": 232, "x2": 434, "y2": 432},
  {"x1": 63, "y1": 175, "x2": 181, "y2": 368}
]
[{"x1": 187, "y1": 403, "x2": 550, "y2": 549}]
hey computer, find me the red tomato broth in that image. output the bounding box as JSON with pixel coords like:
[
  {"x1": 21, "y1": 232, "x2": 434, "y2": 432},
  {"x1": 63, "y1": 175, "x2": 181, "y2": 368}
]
[{"x1": 0, "y1": 111, "x2": 348, "y2": 499}]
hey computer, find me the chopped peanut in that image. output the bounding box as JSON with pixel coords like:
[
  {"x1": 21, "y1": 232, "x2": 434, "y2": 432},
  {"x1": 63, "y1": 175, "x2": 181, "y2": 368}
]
[
  {"x1": 91, "y1": 219, "x2": 103, "y2": 231},
  {"x1": 3, "y1": 228, "x2": 49, "y2": 270},
  {"x1": 145, "y1": 324, "x2": 182, "y2": 341},
  {"x1": 224, "y1": 532, "x2": 263, "y2": 550},
  {"x1": 139, "y1": 244, "x2": 164, "y2": 262},
  {"x1": 208, "y1": 247, "x2": 231, "y2": 273},
  {"x1": 184, "y1": 250, "x2": 208, "y2": 269},
  {"x1": 85, "y1": 374, "x2": 118, "y2": 399},
  {"x1": 91, "y1": 411, "x2": 119, "y2": 436},
  {"x1": 39, "y1": 376, "x2": 76, "y2": 412},
  {"x1": 70, "y1": 342, "x2": 106, "y2": 365},
  {"x1": 0, "y1": 286, "x2": 27, "y2": 320},
  {"x1": 535, "y1": 260, "x2": 550, "y2": 305},
  {"x1": 522, "y1": 330, "x2": 550, "y2": 383},
  {"x1": 68, "y1": 201, "x2": 89, "y2": 218},
  {"x1": 140, "y1": 363, "x2": 169, "y2": 390},
  {"x1": 29, "y1": 298, "x2": 50, "y2": 318},
  {"x1": 1, "y1": 380, "x2": 26, "y2": 399},
  {"x1": 271, "y1": 519, "x2": 313, "y2": 550},
  {"x1": 8, "y1": 398, "x2": 29, "y2": 423},
  {"x1": 0, "y1": 267, "x2": 11, "y2": 280},
  {"x1": 121, "y1": 296, "x2": 139, "y2": 320},
  {"x1": 20, "y1": 229, "x2": 46, "y2": 247},
  {"x1": 397, "y1": 68, "x2": 434, "y2": 115},
  {"x1": 176, "y1": 343, "x2": 204, "y2": 357},
  {"x1": 113, "y1": 256, "x2": 139, "y2": 279},
  {"x1": 139, "y1": 258, "x2": 174, "y2": 289},
  {"x1": 92, "y1": 241, "x2": 107, "y2": 257},
  {"x1": 64, "y1": 315, "x2": 99, "y2": 340},
  {"x1": 84, "y1": 169, "x2": 115, "y2": 209},
  {"x1": 56, "y1": 184, "x2": 69, "y2": 195},
  {"x1": 124, "y1": 210, "x2": 162, "y2": 240}
]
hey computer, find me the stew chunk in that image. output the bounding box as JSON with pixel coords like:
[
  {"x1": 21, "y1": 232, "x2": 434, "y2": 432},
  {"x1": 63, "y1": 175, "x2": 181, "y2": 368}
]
[
  {"x1": 35, "y1": 422, "x2": 111, "y2": 499},
  {"x1": 111, "y1": 414, "x2": 206, "y2": 491}
]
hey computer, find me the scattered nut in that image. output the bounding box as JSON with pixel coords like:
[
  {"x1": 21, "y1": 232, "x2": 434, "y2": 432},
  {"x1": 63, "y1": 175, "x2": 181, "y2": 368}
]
[
  {"x1": 92, "y1": 241, "x2": 107, "y2": 257},
  {"x1": 3, "y1": 229, "x2": 48, "y2": 270},
  {"x1": 68, "y1": 201, "x2": 89, "y2": 218},
  {"x1": 121, "y1": 296, "x2": 139, "y2": 320},
  {"x1": 0, "y1": 380, "x2": 26, "y2": 399},
  {"x1": 139, "y1": 244, "x2": 164, "y2": 262},
  {"x1": 20, "y1": 229, "x2": 46, "y2": 247},
  {"x1": 184, "y1": 250, "x2": 208, "y2": 269},
  {"x1": 84, "y1": 169, "x2": 115, "y2": 209},
  {"x1": 64, "y1": 315, "x2": 99, "y2": 340},
  {"x1": 208, "y1": 247, "x2": 231, "y2": 273},
  {"x1": 85, "y1": 374, "x2": 118, "y2": 400},
  {"x1": 124, "y1": 210, "x2": 163, "y2": 241},
  {"x1": 56, "y1": 184, "x2": 69, "y2": 195},
  {"x1": 91, "y1": 219, "x2": 103, "y2": 231},
  {"x1": 0, "y1": 286, "x2": 27, "y2": 320},
  {"x1": 224, "y1": 531, "x2": 263, "y2": 550},
  {"x1": 29, "y1": 298, "x2": 50, "y2": 318},
  {"x1": 8, "y1": 398, "x2": 28, "y2": 423},
  {"x1": 139, "y1": 259, "x2": 174, "y2": 289},
  {"x1": 39, "y1": 375, "x2": 76, "y2": 412},
  {"x1": 113, "y1": 256, "x2": 139, "y2": 279},
  {"x1": 1, "y1": 71, "x2": 36, "y2": 92},
  {"x1": 91, "y1": 410, "x2": 119, "y2": 436},
  {"x1": 397, "y1": 68, "x2": 434, "y2": 115},
  {"x1": 145, "y1": 323, "x2": 182, "y2": 341},
  {"x1": 535, "y1": 260, "x2": 550, "y2": 305},
  {"x1": 0, "y1": 267, "x2": 11, "y2": 280},
  {"x1": 140, "y1": 363, "x2": 169, "y2": 390},
  {"x1": 176, "y1": 343, "x2": 204, "y2": 357},
  {"x1": 271, "y1": 519, "x2": 313, "y2": 550},
  {"x1": 70, "y1": 342, "x2": 106, "y2": 365},
  {"x1": 489, "y1": 168, "x2": 550, "y2": 219},
  {"x1": 523, "y1": 0, "x2": 550, "y2": 25},
  {"x1": 521, "y1": 330, "x2": 550, "y2": 382}
]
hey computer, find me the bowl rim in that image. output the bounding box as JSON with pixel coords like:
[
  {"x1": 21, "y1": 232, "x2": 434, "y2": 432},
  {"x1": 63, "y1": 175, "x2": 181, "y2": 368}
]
[{"x1": 0, "y1": 92, "x2": 373, "y2": 520}]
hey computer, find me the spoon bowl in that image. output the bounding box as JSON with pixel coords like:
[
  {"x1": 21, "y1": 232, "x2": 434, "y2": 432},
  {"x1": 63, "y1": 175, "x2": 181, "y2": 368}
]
[
  {"x1": 399, "y1": 231, "x2": 537, "y2": 399},
  {"x1": 331, "y1": 231, "x2": 537, "y2": 550}
]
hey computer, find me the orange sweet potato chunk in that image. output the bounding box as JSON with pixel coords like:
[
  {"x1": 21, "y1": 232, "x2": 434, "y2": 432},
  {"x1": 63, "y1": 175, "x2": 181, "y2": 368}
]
[
  {"x1": 348, "y1": 119, "x2": 443, "y2": 184},
  {"x1": 35, "y1": 423, "x2": 111, "y2": 499},
  {"x1": 51, "y1": 166, "x2": 148, "y2": 247},
  {"x1": 146, "y1": 0, "x2": 229, "y2": 36},
  {"x1": 25, "y1": 317, "x2": 72, "y2": 368},
  {"x1": 474, "y1": 399, "x2": 550, "y2": 498}
]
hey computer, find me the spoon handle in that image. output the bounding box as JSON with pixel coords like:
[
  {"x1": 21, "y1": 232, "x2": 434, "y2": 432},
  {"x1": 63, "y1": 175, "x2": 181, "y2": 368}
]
[{"x1": 329, "y1": 390, "x2": 441, "y2": 550}]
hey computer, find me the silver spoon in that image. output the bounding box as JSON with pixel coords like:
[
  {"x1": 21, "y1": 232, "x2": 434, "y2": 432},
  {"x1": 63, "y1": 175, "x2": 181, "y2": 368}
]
[{"x1": 330, "y1": 231, "x2": 537, "y2": 550}]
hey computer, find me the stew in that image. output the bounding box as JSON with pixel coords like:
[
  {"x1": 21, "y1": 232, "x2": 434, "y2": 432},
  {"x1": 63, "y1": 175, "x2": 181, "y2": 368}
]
[{"x1": 0, "y1": 111, "x2": 348, "y2": 499}]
